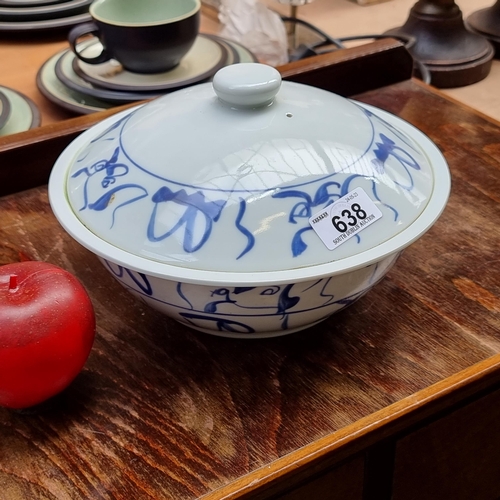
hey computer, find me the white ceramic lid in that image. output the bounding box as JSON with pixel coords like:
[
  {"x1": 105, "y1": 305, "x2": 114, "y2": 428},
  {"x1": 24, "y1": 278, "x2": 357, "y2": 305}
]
[{"x1": 65, "y1": 63, "x2": 437, "y2": 273}]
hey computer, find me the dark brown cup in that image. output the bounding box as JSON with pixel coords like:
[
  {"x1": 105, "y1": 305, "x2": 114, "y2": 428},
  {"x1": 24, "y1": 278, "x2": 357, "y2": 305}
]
[{"x1": 68, "y1": 0, "x2": 200, "y2": 74}]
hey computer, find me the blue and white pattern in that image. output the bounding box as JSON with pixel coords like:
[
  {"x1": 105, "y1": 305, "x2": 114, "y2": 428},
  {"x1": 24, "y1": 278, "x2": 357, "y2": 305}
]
[
  {"x1": 101, "y1": 252, "x2": 400, "y2": 337},
  {"x1": 68, "y1": 102, "x2": 430, "y2": 273},
  {"x1": 51, "y1": 74, "x2": 450, "y2": 338}
]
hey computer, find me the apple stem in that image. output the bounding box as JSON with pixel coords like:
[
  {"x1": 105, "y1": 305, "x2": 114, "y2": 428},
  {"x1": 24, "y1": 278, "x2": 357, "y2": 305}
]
[{"x1": 9, "y1": 274, "x2": 18, "y2": 291}]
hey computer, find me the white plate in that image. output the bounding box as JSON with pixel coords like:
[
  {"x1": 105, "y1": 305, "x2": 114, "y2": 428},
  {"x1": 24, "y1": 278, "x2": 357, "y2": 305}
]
[
  {"x1": 0, "y1": 85, "x2": 40, "y2": 137},
  {"x1": 73, "y1": 34, "x2": 229, "y2": 92}
]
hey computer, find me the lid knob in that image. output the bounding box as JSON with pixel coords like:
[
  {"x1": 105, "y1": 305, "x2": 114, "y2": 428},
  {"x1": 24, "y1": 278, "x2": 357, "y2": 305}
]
[{"x1": 212, "y1": 63, "x2": 282, "y2": 108}]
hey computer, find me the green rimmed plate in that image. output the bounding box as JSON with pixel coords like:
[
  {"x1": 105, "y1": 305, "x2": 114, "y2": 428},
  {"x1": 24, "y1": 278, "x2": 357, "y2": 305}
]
[
  {"x1": 0, "y1": 88, "x2": 11, "y2": 130},
  {"x1": 0, "y1": 85, "x2": 40, "y2": 137},
  {"x1": 72, "y1": 34, "x2": 229, "y2": 92},
  {"x1": 36, "y1": 47, "x2": 115, "y2": 114}
]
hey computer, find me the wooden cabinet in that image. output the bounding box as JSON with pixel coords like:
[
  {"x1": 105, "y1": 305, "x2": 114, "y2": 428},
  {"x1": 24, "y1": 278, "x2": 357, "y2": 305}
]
[
  {"x1": 393, "y1": 389, "x2": 500, "y2": 500},
  {"x1": 277, "y1": 457, "x2": 364, "y2": 500}
]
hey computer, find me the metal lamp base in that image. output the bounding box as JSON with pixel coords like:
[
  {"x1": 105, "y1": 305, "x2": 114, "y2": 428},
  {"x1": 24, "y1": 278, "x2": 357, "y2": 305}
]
[
  {"x1": 385, "y1": 0, "x2": 494, "y2": 88},
  {"x1": 466, "y1": 1, "x2": 500, "y2": 58}
]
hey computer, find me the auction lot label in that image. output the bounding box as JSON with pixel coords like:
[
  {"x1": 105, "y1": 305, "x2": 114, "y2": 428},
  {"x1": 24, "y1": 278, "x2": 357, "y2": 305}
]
[{"x1": 309, "y1": 187, "x2": 383, "y2": 250}]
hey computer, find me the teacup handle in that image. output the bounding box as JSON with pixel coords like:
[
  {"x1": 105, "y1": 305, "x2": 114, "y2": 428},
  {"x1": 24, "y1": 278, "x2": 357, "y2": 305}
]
[{"x1": 68, "y1": 22, "x2": 112, "y2": 65}]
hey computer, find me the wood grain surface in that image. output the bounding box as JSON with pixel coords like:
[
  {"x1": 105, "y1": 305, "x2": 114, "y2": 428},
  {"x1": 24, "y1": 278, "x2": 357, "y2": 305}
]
[{"x1": 1, "y1": 59, "x2": 500, "y2": 500}]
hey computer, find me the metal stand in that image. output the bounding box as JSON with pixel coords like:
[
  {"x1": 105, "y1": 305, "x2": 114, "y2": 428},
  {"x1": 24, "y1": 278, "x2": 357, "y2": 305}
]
[
  {"x1": 385, "y1": 0, "x2": 494, "y2": 88},
  {"x1": 467, "y1": 1, "x2": 500, "y2": 57}
]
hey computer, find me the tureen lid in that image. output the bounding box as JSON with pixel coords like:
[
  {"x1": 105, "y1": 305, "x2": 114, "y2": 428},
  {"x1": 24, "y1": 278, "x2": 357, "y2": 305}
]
[{"x1": 65, "y1": 63, "x2": 438, "y2": 273}]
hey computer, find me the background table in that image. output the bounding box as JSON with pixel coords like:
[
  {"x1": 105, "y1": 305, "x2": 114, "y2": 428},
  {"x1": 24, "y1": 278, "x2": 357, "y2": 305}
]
[
  {"x1": 0, "y1": 9, "x2": 220, "y2": 126},
  {"x1": 1, "y1": 40, "x2": 500, "y2": 500}
]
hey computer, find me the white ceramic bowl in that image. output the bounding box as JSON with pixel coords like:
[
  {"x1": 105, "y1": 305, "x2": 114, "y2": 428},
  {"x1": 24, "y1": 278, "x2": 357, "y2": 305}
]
[{"x1": 49, "y1": 64, "x2": 451, "y2": 338}]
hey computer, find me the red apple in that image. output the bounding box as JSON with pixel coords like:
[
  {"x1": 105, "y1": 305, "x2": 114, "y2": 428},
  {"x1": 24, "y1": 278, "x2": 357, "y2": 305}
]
[{"x1": 0, "y1": 261, "x2": 96, "y2": 409}]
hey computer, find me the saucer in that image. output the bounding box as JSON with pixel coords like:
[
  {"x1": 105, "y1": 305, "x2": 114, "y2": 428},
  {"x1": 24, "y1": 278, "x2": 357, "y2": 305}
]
[
  {"x1": 56, "y1": 41, "x2": 175, "y2": 103},
  {"x1": 0, "y1": 85, "x2": 40, "y2": 137},
  {"x1": 38, "y1": 36, "x2": 258, "y2": 115},
  {"x1": 56, "y1": 35, "x2": 239, "y2": 103},
  {"x1": 73, "y1": 34, "x2": 229, "y2": 92},
  {"x1": 0, "y1": 0, "x2": 91, "y2": 22},
  {"x1": 0, "y1": 89, "x2": 11, "y2": 130},
  {"x1": 37, "y1": 49, "x2": 114, "y2": 114}
]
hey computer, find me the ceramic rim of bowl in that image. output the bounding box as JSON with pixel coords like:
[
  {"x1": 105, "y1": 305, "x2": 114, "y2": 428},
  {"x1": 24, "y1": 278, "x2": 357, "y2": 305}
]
[{"x1": 49, "y1": 104, "x2": 451, "y2": 287}]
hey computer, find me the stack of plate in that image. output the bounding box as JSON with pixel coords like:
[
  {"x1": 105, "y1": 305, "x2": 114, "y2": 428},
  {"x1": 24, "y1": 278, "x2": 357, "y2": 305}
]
[
  {"x1": 0, "y1": 85, "x2": 41, "y2": 137},
  {"x1": 36, "y1": 33, "x2": 258, "y2": 114},
  {"x1": 0, "y1": 0, "x2": 92, "y2": 34}
]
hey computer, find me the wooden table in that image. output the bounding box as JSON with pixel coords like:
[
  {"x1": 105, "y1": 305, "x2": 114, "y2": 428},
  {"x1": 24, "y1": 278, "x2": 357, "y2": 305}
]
[
  {"x1": 1, "y1": 40, "x2": 500, "y2": 500},
  {"x1": 0, "y1": 8, "x2": 221, "y2": 127}
]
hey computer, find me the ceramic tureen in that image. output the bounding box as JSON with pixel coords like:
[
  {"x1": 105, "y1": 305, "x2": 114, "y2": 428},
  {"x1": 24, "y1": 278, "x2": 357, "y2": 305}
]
[{"x1": 49, "y1": 63, "x2": 451, "y2": 338}]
